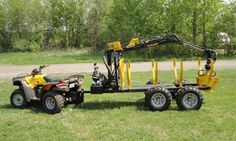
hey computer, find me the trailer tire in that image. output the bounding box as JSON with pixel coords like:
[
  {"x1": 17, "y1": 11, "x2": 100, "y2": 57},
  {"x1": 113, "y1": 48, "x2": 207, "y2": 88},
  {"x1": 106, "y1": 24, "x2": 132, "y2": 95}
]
[
  {"x1": 145, "y1": 86, "x2": 172, "y2": 111},
  {"x1": 173, "y1": 79, "x2": 190, "y2": 85},
  {"x1": 146, "y1": 79, "x2": 163, "y2": 85},
  {"x1": 42, "y1": 92, "x2": 64, "y2": 114},
  {"x1": 176, "y1": 86, "x2": 203, "y2": 110}
]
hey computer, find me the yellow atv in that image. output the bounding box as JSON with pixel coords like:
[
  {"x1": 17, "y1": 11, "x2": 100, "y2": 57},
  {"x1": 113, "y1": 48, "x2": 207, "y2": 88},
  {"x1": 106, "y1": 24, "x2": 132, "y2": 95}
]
[{"x1": 11, "y1": 65, "x2": 84, "y2": 114}]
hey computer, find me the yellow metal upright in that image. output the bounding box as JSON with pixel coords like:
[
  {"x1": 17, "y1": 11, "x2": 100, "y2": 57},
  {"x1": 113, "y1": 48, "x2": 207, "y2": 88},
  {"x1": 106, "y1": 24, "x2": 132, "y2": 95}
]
[
  {"x1": 119, "y1": 58, "x2": 125, "y2": 90},
  {"x1": 179, "y1": 61, "x2": 184, "y2": 88},
  {"x1": 152, "y1": 59, "x2": 155, "y2": 84},
  {"x1": 151, "y1": 60, "x2": 158, "y2": 85},
  {"x1": 155, "y1": 61, "x2": 158, "y2": 85},
  {"x1": 173, "y1": 58, "x2": 178, "y2": 82},
  {"x1": 126, "y1": 60, "x2": 131, "y2": 89}
]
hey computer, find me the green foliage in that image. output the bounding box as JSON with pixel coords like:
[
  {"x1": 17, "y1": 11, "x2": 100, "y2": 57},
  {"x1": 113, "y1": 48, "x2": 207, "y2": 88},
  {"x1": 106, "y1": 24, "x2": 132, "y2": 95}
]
[
  {"x1": 0, "y1": 0, "x2": 235, "y2": 56},
  {"x1": 213, "y1": 0, "x2": 236, "y2": 55},
  {"x1": 0, "y1": 49, "x2": 102, "y2": 64}
]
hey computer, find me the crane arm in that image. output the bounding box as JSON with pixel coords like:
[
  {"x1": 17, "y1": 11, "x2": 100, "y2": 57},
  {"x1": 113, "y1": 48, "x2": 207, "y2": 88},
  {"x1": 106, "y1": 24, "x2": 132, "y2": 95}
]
[
  {"x1": 106, "y1": 33, "x2": 217, "y2": 70},
  {"x1": 102, "y1": 33, "x2": 218, "y2": 89}
]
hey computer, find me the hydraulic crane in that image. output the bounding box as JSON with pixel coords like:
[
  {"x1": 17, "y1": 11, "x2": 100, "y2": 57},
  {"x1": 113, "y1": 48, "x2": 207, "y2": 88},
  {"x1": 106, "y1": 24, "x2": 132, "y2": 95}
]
[{"x1": 89, "y1": 33, "x2": 219, "y2": 111}]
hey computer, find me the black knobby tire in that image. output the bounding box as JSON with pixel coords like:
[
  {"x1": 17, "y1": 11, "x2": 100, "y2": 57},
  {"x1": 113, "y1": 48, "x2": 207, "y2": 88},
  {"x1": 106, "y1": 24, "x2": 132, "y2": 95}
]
[
  {"x1": 176, "y1": 86, "x2": 203, "y2": 110},
  {"x1": 174, "y1": 79, "x2": 190, "y2": 85},
  {"x1": 75, "y1": 91, "x2": 84, "y2": 105},
  {"x1": 10, "y1": 89, "x2": 28, "y2": 108},
  {"x1": 146, "y1": 79, "x2": 163, "y2": 85},
  {"x1": 145, "y1": 86, "x2": 172, "y2": 111},
  {"x1": 42, "y1": 92, "x2": 64, "y2": 114}
]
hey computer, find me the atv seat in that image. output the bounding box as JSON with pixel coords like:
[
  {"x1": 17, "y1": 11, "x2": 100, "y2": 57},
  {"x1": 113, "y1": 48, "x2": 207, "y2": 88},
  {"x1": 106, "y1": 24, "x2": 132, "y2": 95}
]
[{"x1": 44, "y1": 76, "x2": 62, "y2": 83}]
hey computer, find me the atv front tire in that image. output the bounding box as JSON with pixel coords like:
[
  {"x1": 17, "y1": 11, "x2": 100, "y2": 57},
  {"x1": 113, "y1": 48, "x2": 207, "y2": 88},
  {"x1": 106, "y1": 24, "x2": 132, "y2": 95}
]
[
  {"x1": 42, "y1": 92, "x2": 64, "y2": 114},
  {"x1": 10, "y1": 89, "x2": 28, "y2": 108}
]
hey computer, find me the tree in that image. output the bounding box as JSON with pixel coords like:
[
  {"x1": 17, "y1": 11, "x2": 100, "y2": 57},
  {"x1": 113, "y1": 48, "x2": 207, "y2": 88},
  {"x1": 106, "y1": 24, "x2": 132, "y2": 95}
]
[
  {"x1": 213, "y1": 1, "x2": 236, "y2": 55},
  {"x1": 0, "y1": 0, "x2": 234, "y2": 57},
  {"x1": 41, "y1": 0, "x2": 86, "y2": 48},
  {"x1": 84, "y1": 0, "x2": 105, "y2": 49}
]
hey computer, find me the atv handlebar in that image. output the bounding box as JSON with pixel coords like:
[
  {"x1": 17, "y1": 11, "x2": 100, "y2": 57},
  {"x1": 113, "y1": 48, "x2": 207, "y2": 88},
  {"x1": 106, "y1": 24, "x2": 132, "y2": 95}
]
[
  {"x1": 31, "y1": 65, "x2": 49, "y2": 75},
  {"x1": 40, "y1": 65, "x2": 49, "y2": 70}
]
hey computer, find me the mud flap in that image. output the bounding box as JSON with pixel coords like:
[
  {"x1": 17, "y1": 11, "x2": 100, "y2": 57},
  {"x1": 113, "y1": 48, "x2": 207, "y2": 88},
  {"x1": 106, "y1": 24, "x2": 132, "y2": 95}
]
[
  {"x1": 76, "y1": 90, "x2": 84, "y2": 105},
  {"x1": 21, "y1": 81, "x2": 37, "y2": 102}
]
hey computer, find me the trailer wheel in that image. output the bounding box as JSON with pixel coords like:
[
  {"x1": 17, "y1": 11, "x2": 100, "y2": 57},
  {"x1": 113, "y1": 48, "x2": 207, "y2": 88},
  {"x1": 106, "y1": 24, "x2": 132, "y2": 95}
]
[
  {"x1": 176, "y1": 86, "x2": 203, "y2": 110},
  {"x1": 146, "y1": 79, "x2": 163, "y2": 85},
  {"x1": 10, "y1": 89, "x2": 28, "y2": 108},
  {"x1": 173, "y1": 79, "x2": 190, "y2": 85},
  {"x1": 145, "y1": 86, "x2": 172, "y2": 111},
  {"x1": 42, "y1": 92, "x2": 64, "y2": 114}
]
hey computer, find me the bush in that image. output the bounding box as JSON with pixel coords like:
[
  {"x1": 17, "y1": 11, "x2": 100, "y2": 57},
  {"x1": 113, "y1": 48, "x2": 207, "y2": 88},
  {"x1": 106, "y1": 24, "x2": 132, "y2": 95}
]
[{"x1": 13, "y1": 39, "x2": 41, "y2": 52}]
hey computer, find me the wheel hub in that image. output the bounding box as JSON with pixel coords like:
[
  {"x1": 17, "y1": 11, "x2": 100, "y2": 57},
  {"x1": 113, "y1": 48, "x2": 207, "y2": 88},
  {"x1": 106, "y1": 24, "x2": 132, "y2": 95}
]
[
  {"x1": 45, "y1": 97, "x2": 56, "y2": 110},
  {"x1": 151, "y1": 93, "x2": 166, "y2": 108},
  {"x1": 13, "y1": 94, "x2": 24, "y2": 106},
  {"x1": 183, "y1": 93, "x2": 198, "y2": 109}
]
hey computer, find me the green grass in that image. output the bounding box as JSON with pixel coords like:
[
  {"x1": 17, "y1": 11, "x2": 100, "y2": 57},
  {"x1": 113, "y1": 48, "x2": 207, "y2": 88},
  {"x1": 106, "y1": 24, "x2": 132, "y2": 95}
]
[
  {"x1": 0, "y1": 70, "x2": 236, "y2": 141},
  {"x1": 0, "y1": 49, "x2": 235, "y2": 65},
  {"x1": 0, "y1": 49, "x2": 102, "y2": 65}
]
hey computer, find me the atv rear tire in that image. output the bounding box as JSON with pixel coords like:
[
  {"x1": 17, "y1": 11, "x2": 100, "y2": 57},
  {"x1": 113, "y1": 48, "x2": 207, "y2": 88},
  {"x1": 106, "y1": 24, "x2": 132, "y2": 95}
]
[
  {"x1": 10, "y1": 89, "x2": 28, "y2": 108},
  {"x1": 176, "y1": 86, "x2": 203, "y2": 110},
  {"x1": 145, "y1": 86, "x2": 172, "y2": 111},
  {"x1": 42, "y1": 92, "x2": 64, "y2": 114}
]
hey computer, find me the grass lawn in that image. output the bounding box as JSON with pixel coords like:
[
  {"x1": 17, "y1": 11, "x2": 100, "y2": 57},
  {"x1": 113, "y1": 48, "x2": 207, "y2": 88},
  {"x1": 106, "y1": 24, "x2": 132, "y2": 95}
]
[
  {"x1": 0, "y1": 49, "x2": 102, "y2": 65},
  {"x1": 0, "y1": 70, "x2": 236, "y2": 141},
  {"x1": 0, "y1": 49, "x2": 235, "y2": 65}
]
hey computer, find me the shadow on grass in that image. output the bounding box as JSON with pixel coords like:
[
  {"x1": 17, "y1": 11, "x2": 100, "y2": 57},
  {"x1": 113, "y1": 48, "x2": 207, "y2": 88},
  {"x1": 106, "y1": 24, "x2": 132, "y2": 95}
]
[
  {"x1": 0, "y1": 104, "x2": 13, "y2": 109},
  {"x1": 74, "y1": 98, "x2": 181, "y2": 111},
  {"x1": 1, "y1": 100, "x2": 148, "y2": 113},
  {"x1": 0, "y1": 101, "x2": 45, "y2": 114},
  {"x1": 1, "y1": 99, "x2": 181, "y2": 114},
  {"x1": 74, "y1": 99, "x2": 147, "y2": 111}
]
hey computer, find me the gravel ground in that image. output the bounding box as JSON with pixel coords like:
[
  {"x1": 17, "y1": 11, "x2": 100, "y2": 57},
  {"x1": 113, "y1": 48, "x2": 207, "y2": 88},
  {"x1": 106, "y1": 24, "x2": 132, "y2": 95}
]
[{"x1": 0, "y1": 59, "x2": 235, "y2": 78}]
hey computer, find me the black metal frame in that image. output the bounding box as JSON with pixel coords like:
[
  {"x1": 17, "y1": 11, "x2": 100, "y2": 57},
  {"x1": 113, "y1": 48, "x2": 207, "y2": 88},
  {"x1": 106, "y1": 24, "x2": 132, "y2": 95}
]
[{"x1": 86, "y1": 83, "x2": 210, "y2": 94}]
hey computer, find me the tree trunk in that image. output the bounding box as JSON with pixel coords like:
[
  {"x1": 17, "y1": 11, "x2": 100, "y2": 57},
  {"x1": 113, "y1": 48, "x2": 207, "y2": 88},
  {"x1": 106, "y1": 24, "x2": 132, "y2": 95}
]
[
  {"x1": 192, "y1": 11, "x2": 197, "y2": 44},
  {"x1": 202, "y1": 0, "x2": 207, "y2": 48}
]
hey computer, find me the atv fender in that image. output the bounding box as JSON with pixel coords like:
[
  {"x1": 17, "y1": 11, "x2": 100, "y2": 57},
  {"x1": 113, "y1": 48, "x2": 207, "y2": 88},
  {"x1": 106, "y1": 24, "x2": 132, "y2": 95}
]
[{"x1": 13, "y1": 80, "x2": 37, "y2": 102}]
